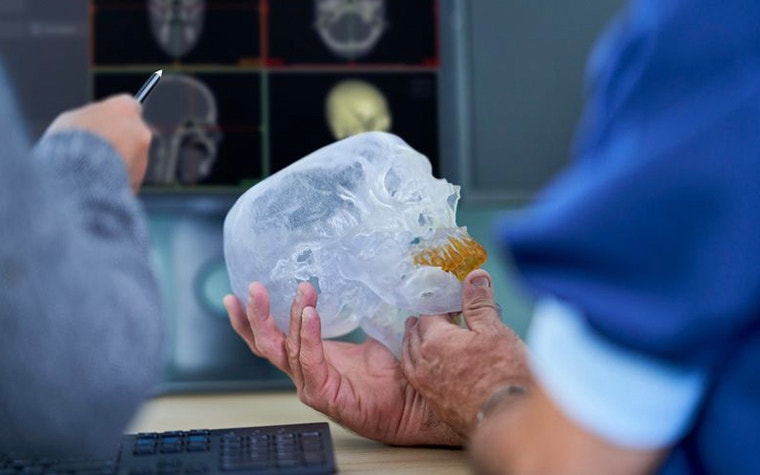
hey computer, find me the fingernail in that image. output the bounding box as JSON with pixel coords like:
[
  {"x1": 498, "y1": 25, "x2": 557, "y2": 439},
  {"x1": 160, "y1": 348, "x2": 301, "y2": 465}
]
[
  {"x1": 295, "y1": 289, "x2": 303, "y2": 304},
  {"x1": 472, "y1": 277, "x2": 491, "y2": 288}
]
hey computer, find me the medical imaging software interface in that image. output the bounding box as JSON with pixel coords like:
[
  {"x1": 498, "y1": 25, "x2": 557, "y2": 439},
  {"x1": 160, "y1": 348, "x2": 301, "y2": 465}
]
[{"x1": 0, "y1": 0, "x2": 441, "y2": 191}]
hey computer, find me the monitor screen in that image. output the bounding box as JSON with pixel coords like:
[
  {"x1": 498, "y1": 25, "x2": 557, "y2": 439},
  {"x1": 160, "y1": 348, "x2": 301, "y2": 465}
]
[
  {"x1": 0, "y1": 0, "x2": 626, "y2": 391},
  {"x1": 1, "y1": 0, "x2": 442, "y2": 194},
  {"x1": 0, "y1": 0, "x2": 452, "y2": 391}
]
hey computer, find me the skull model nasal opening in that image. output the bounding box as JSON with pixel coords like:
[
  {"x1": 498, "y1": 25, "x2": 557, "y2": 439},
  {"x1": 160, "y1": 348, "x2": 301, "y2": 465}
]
[{"x1": 223, "y1": 132, "x2": 486, "y2": 356}]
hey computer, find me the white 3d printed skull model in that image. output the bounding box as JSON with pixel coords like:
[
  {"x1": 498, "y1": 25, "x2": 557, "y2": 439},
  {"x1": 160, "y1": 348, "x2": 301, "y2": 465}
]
[{"x1": 223, "y1": 132, "x2": 486, "y2": 356}]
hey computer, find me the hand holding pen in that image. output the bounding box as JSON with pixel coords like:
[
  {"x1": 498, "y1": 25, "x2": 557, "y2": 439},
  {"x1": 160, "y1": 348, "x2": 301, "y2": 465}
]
[{"x1": 42, "y1": 69, "x2": 162, "y2": 193}]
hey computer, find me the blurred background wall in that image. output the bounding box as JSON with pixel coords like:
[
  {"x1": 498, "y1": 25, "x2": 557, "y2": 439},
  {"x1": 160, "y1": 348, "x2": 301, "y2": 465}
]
[{"x1": 1, "y1": 0, "x2": 626, "y2": 392}]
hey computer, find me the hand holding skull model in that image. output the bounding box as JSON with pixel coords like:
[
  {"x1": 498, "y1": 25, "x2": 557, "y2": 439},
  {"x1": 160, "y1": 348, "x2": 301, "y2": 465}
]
[{"x1": 223, "y1": 132, "x2": 486, "y2": 355}]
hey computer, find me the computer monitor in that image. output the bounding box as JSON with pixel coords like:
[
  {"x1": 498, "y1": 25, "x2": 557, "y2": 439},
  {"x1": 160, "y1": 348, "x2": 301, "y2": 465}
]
[
  {"x1": 7, "y1": 0, "x2": 441, "y2": 194},
  {"x1": 1, "y1": 0, "x2": 628, "y2": 203},
  {"x1": 0, "y1": 0, "x2": 448, "y2": 392},
  {"x1": 0, "y1": 0, "x2": 624, "y2": 391}
]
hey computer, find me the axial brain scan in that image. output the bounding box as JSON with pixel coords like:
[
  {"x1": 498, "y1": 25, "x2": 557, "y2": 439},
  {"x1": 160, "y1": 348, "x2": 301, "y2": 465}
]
[
  {"x1": 223, "y1": 132, "x2": 486, "y2": 356},
  {"x1": 325, "y1": 79, "x2": 392, "y2": 140},
  {"x1": 314, "y1": 0, "x2": 387, "y2": 60}
]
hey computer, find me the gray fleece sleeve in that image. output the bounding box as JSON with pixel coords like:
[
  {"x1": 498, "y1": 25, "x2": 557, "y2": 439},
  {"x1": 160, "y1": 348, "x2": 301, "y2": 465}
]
[{"x1": 0, "y1": 124, "x2": 165, "y2": 458}]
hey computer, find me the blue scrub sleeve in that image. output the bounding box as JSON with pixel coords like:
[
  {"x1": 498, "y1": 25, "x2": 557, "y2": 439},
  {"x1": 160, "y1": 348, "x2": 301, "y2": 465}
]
[
  {"x1": 499, "y1": 0, "x2": 760, "y2": 367},
  {"x1": 528, "y1": 298, "x2": 706, "y2": 449}
]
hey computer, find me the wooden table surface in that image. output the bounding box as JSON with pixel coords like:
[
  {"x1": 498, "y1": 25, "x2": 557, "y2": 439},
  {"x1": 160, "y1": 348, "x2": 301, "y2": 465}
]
[{"x1": 128, "y1": 390, "x2": 470, "y2": 474}]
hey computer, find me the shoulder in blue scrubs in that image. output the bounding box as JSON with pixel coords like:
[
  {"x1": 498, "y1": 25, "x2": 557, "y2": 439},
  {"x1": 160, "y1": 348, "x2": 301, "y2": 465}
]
[{"x1": 498, "y1": 0, "x2": 760, "y2": 473}]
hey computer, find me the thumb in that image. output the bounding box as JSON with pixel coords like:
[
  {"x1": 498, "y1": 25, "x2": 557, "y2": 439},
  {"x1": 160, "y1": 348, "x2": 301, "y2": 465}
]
[{"x1": 461, "y1": 269, "x2": 501, "y2": 332}]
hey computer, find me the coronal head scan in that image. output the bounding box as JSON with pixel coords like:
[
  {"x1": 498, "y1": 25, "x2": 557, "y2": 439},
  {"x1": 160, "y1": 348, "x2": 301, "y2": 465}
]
[
  {"x1": 224, "y1": 132, "x2": 486, "y2": 356},
  {"x1": 314, "y1": 0, "x2": 387, "y2": 60},
  {"x1": 142, "y1": 73, "x2": 221, "y2": 186},
  {"x1": 148, "y1": 0, "x2": 206, "y2": 59},
  {"x1": 325, "y1": 79, "x2": 392, "y2": 140}
]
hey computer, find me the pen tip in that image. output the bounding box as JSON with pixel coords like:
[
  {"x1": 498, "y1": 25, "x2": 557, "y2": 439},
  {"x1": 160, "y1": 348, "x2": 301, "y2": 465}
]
[{"x1": 156, "y1": 69, "x2": 163, "y2": 77}]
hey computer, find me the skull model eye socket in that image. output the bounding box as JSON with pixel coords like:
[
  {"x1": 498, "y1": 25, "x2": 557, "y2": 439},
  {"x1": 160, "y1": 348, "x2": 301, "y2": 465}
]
[{"x1": 383, "y1": 168, "x2": 401, "y2": 197}]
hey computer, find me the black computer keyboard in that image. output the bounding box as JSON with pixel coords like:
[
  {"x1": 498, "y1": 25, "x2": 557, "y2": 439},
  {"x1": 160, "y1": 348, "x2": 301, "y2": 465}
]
[{"x1": 0, "y1": 422, "x2": 337, "y2": 474}]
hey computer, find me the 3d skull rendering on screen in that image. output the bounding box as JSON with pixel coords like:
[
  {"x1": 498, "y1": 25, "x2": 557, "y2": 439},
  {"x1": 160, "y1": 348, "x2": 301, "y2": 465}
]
[
  {"x1": 325, "y1": 79, "x2": 392, "y2": 140},
  {"x1": 314, "y1": 0, "x2": 387, "y2": 60},
  {"x1": 148, "y1": 0, "x2": 205, "y2": 59},
  {"x1": 223, "y1": 132, "x2": 486, "y2": 356}
]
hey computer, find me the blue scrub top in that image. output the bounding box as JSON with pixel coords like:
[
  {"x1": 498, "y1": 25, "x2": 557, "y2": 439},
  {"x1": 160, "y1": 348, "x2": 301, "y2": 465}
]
[{"x1": 498, "y1": 0, "x2": 760, "y2": 473}]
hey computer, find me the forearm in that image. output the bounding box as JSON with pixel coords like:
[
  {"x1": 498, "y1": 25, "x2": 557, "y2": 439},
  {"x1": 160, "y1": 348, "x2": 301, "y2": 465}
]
[
  {"x1": 33, "y1": 131, "x2": 142, "y2": 241},
  {"x1": 0, "y1": 131, "x2": 164, "y2": 457},
  {"x1": 469, "y1": 383, "x2": 666, "y2": 475}
]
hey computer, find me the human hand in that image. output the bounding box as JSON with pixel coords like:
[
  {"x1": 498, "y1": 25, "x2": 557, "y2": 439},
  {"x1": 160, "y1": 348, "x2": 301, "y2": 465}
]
[
  {"x1": 223, "y1": 282, "x2": 464, "y2": 447},
  {"x1": 45, "y1": 94, "x2": 152, "y2": 193},
  {"x1": 401, "y1": 269, "x2": 530, "y2": 438}
]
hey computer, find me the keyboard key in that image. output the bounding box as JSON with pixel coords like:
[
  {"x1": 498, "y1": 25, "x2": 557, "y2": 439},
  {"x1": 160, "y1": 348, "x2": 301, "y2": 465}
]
[{"x1": 2, "y1": 422, "x2": 336, "y2": 475}]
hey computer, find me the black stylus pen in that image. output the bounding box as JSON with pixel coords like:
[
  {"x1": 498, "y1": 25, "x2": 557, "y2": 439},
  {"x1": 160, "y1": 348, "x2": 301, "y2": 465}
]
[{"x1": 134, "y1": 69, "x2": 163, "y2": 103}]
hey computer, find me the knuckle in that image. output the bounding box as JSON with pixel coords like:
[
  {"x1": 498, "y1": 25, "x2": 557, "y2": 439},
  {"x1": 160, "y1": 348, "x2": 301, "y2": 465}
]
[
  {"x1": 247, "y1": 341, "x2": 262, "y2": 357},
  {"x1": 139, "y1": 126, "x2": 153, "y2": 148},
  {"x1": 299, "y1": 351, "x2": 314, "y2": 370},
  {"x1": 229, "y1": 318, "x2": 246, "y2": 335},
  {"x1": 229, "y1": 315, "x2": 249, "y2": 333},
  {"x1": 285, "y1": 338, "x2": 300, "y2": 361},
  {"x1": 418, "y1": 337, "x2": 435, "y2": 355},
  {"x1": 467, "y1": 296, "x2": 495, "y2": 310},
  {"x1": 255, "y1": 338, "x2": 272, "y2": 356},
  {"x1": 466, "y1": 298, "x2": 499, "y2": 317},
  {"x1": 107, "y1": 94, "x2": 129, "y2": 109}
]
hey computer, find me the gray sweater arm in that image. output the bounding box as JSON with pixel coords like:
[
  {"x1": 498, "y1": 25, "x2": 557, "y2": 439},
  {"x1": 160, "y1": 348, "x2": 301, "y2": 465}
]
[{"x1": 0, "y1": 131, "x2": 165, "y2": 458}]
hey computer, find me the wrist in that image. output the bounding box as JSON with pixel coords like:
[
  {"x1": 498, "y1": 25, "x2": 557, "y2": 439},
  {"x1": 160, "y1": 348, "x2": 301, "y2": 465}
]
[{"x1": 477, "y1": 384, "x2": 528, "y2": 427}]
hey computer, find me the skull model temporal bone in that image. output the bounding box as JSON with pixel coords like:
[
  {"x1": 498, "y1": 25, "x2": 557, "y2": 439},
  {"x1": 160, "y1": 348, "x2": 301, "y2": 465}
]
[{"x1": 223, "y1": 132, "x2": 486, "y2": 355}]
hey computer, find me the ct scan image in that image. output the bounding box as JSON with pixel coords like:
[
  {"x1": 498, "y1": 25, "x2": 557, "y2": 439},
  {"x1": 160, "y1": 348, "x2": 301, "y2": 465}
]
[
  {"x1": 267, "y1": 0, "x2": 438, "y2": 65},
  {"x1": 268, "y1": 71, "x2": 439, "y2": 176},
  {"x1": 92, "y1": 0, "x2": 261, "y2": 65},
  {"x1": 94, "y1": 72, "x2": 263, "y2": 188}
]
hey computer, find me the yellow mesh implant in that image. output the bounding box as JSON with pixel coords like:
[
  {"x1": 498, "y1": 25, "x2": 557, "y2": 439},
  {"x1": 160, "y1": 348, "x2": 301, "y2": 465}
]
[{"x1": 412, "y1": 228, "x2": 487, "y2": 281}]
